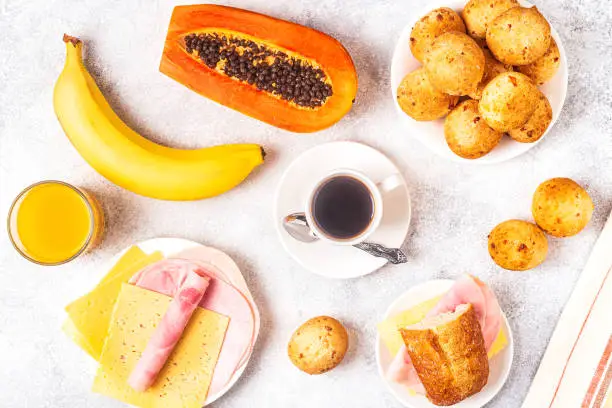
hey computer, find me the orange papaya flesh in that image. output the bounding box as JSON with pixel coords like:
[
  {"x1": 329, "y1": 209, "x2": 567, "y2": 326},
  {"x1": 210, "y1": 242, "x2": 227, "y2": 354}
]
[{"x1": 160, "y1": 5, "x2": 358, "y2": 133}]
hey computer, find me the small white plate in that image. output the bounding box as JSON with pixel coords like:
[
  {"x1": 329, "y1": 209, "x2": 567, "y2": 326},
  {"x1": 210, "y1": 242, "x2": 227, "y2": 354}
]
[
  {"x1": 110, "y1": 237, "x2": 260, "y2": 406},
  {"x1": 375, "y1": 279, "x2": 514, "y2": 408},
  {"x1": 274, "y1": 141, "x2": 411, "y2": 279},
  {"x1": 390, "y1": 0, "x2": 568, "y2": 164}
]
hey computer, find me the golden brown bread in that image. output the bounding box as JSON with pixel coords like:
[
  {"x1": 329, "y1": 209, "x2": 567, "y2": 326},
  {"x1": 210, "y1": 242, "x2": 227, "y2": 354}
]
[{"x1": 399, "y1": 304, "x2": 489, "y2": 406}]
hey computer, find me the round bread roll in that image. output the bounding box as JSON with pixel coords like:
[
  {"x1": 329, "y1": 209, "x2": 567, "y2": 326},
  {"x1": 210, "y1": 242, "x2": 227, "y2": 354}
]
[
  {"x1": 487, "y1": 6, "x2": 552, "y2": 65},
  {"x1": 288, "y1": 316, "x2": 349, "y2": 375},
  {"x1": 517, "y1": 38, "x2": 561, "y2": 85},
  {"x1": 410, "y1": 7, "x2": 466, "y2": 62},
  {"x1": 532, "y1": 178, "x2": 594, "y2": 237},
  {"x1": 461, "y1": 0, "x2": 519, "y2": 39},
  {"x1": 488, "y1": 220, "x2": 548, "y2": 271},
  {"x1": 423, "y1": 31, "x2": 485, "y2": 96},
  {"x1": 469, "y1": 49, "x2": 514, "y2": 100},
  {"x1": 397, "y1": 68, "x2": 459, "y2": 121},
  {"x1": 444, "y1": 100, "x2": 503, "y2": 159},
  {"x1": 508, "y1": 91, "x2": 552, "y2": 143},
  {"x1": 479, "y1": 72, "x2": 539, "y2": 132}
]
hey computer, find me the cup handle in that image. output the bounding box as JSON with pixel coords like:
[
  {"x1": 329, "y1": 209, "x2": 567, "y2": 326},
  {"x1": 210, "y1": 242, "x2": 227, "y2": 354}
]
[{"x1": 376, "y1": 173, "x2": 403, "y2": 195}]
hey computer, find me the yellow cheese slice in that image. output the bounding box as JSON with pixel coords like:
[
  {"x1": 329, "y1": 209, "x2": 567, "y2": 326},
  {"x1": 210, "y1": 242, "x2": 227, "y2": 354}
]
[
  {"x1": 65, "y1": 250, "x2": 164, "y2": 359},
  {"x1": 377, "y1": 296, "x2": 442, "y2": 357},
  {"x1": 97, "y1": 246, "x2": 147, "y2": 287},
  {"x1": 62, "y1": 318, "x2": 97, "y2": 359},
  {"x1": 377, "y1": 296, "x2": 508, "y2": 359},
  {"x1": 92, "y1": 284, "x2": 229, "y2": 408}
]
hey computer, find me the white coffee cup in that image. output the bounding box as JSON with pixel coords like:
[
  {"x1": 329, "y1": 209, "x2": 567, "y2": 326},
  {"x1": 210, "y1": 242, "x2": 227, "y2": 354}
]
[{"x1": 305, "y1": 169, "x2": 403, "y2": 246}]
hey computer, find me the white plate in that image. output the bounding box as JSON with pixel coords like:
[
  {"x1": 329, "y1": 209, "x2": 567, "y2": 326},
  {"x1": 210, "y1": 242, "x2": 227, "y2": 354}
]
[
  {"x1": 390, "y1": 0, "x2": 568, "y2": 164},
  {"x1": 274, "y1": 141, "x2": 411, "y2": 279},
  {"x1": 110, "y1": 237, "x2": 260, "y2": 406},
  {"x1": 375, "y1": 279, "x2": 514, "y2": 408}
]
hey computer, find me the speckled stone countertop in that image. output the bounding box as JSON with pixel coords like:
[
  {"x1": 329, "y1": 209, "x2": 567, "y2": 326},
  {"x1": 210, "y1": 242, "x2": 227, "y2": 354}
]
[{"x1": 0, "y1": 0, "x2": 611, "y2": 407}]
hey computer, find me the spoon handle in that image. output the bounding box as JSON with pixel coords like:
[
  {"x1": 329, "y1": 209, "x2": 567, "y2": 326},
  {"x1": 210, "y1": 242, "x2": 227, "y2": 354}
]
[{"x1": 353, "y1": 242, "x2": 407, "y2": 264}]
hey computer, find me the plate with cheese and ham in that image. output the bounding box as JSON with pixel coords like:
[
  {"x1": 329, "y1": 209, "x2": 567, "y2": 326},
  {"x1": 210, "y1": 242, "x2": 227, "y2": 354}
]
[
  {"x1": 62, "y1": 237, "x2": 260, "y2": 407},
  {"x1": 376, "y1": 275, "x2": 514, "y2": 407}
]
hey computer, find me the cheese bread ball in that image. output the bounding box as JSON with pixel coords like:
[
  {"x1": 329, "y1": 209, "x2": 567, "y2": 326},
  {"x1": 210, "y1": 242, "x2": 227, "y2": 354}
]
[
  {"x1": 462, "y1": 0, "x2": 519, "y2": 39},
  {"x1": 410, "y1": 7, "x2": 466, "y2": 62},
  {"x1": 423, "y1": 31, "x2": 485, "y2": 96},
  {"x1": 444, "y1": 100, "x2": 503, "y2": 159},
  {"x1": 469, "y1": 49, "x2": 514, "y2": 100},
  {"x1": 517, "y1": 38, "x2": 561, "y2": 85},
  {"x1": 487, "y1": 6, "x2": 551, "y2": 65},
  {"x1": 479, "y1": 72, "x2": 539, "y2": 132},
  {"x1": 397, "y1": 68, "x2": 459, "y2": 121},
  {"x1": 508, "y1": 91, "x2": 552, "y2": 143},
  {"x1": 532, "y1": 178, "x2": 594, "y2": 237},
  {"x1": 488, "y1": 220, "x2": 548, "y2": 271},
  {"x1": 288, "y1": 316, "x2": 349, "y2": 375}
]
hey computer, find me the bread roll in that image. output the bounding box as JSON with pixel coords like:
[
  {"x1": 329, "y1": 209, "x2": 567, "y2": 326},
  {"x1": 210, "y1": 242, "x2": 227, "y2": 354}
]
[
  {"x1": 400, "y1": 304, "x2": 489, "y2": 406},
  {"x1": 409, "y1": 7, "x2": 466, "y2": 62},
  {"x1": 397, "y1": 67, "x2": 459, "y2": 121},
  {"x1": 486, "y1": 6, "x2": 551, "y2": 65},
  {"x1": 444, "y1": 99, "x2": 503, "y2": 159},
  {"x1": 288, "y1": 316, "x2": 349, "y2": 375},
  {"x1": 424, "y1": 31, "x2": 485, "y2": 96}
]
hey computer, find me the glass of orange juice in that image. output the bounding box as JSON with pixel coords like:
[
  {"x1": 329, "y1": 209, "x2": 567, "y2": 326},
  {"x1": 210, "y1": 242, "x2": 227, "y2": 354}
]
[{"x1": 7, "y1": 181, "x2": 104, "y2": 265}]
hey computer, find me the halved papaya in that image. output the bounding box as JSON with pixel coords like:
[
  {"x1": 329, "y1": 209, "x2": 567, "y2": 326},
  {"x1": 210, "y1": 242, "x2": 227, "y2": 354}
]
[{"x1": 160, "y1": 5, "x2": 358, "y2": 133}]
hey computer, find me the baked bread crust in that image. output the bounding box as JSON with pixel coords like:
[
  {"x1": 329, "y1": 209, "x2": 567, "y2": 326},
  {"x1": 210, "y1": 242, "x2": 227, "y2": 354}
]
[{"x1": 399, "y1": 304, "x2": 489, "y2": 406}]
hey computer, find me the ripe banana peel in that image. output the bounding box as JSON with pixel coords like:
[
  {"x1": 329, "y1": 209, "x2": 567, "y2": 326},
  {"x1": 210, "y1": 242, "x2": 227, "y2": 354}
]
[{"x1": 53, "y1": 35, "x2": 265, "y2": 201}]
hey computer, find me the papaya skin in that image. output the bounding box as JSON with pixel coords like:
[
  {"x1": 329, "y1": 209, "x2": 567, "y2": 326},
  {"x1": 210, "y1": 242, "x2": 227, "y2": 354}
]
[{"x1": 160, "y1": 5, "x2": 358, "y2": 133}]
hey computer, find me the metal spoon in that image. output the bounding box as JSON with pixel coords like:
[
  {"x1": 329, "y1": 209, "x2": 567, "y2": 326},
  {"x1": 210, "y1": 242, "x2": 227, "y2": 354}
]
[{"x1": 283, "y1": 213, "x2": 407, "y2": 264}]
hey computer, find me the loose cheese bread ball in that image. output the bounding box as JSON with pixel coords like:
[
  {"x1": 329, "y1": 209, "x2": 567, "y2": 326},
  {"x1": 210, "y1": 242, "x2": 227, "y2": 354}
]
[
  {"x1": 469, "y1": 49, "x2": 514, "y2": 100},
  {"x1": 462, "y1": 0, "x2": 519, "y2": 39},
  {"x1": 423, "y1": 31, "x2": 485, "y2": 96},
  {"x1": 479, "y1": 72, "x2": 539, "y2": 132},
  {"x1": 410, "y1": 7, "x2": 466, "y2": 62},
  {"x1": 517, "y1": 38, "x2": 561, "y2": 85},
  {"x1": 444, "y1": 100, "x2": 503, "y2": 159},
  {"x1": 288, "y1": 316, "x2": 349, "y2": 375},
  {"x1": 397, "y1": 68, "x2": 459, "y2": 121},
  {"x1": 532, "y1": 178, "x2": 594, "y2": 237},
  {"x1": 488, "y1": 220, "x2": 548, "y2": 271},
  {"x1": 508, "y1": 91, "x2": 552, "y2": 143},
  {"x1": 487, "y1": 6, "x2": 551, "y2": 65}
]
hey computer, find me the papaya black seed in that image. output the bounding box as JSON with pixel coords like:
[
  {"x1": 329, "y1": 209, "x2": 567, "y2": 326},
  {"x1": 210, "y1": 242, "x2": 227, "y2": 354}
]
[{"x1": 184, "y1": 32, "x2": 332, "y2": 107}]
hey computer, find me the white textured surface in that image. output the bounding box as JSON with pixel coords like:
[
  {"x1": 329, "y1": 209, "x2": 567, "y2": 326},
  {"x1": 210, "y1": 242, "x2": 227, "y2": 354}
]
[{"x1": 0, "y1": 1, "x2": 611, "y2": 407}]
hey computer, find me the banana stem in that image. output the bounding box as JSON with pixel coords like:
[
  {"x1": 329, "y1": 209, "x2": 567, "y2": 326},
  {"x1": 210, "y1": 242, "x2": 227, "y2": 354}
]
[{"x1": 63, "y1": 34, "x2": 81, "y2": 47}]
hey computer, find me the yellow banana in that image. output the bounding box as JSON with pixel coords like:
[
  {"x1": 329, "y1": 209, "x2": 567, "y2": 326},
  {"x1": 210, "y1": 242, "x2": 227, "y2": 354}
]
[{"x1": 53, "y1": 35, "x2": 265, "y2": 201}]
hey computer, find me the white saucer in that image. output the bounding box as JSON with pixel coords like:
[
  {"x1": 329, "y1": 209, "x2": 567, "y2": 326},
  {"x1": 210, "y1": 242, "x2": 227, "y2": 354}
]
[
  {"x1": 274, "y1": 141, "x2": 411, "y2": 279},
  {"x1": 375, "y1": 279, "x2": 514, "y2": 408},
  {"x1": 110, "y1": 237, "x2": 260, "y2": 406},
  {"x1": 390, "y1": 0, "x2": 568, "y2": 164}
]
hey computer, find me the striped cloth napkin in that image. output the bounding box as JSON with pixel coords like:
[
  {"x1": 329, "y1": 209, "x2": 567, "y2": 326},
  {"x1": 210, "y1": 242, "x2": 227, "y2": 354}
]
[{"x1": 522, "y1": 209, "x2": 612, "y2": 408}]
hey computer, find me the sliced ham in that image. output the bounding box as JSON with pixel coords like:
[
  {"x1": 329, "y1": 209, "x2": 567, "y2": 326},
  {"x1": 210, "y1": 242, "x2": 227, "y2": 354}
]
[
  {"x1": 129, "y1": 259, "x2": 255, "y2": 397},
  {"x1": 388, "y1": 274, "x2": 503, "y2": 392},
  {"x1": 387, "y1": 345, "x2": 426, "y2": 394},
  {"x1": 426, "y1": 274, "x2": 487, "y2": 329},
  {"x1": 171, "y1": 247, "x2": 261, "y2": 369},
  {"x1": 473, "y1": 276, "x2": 502, "y2": 350},
  {"x1": 128, "y1": 270, "x2": 210, "y2": 392}
]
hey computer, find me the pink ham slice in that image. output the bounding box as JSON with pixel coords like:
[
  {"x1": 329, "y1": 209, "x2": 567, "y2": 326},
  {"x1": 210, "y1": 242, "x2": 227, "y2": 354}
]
[
  {"x1": 129, "y1": 259, "x2": 255, "y2": 397},
  {"x1": 128, "y1": 270, "x2": 210, "y2": 392},
  {"x1": 426, "y1": 274, "x2": 487, "y2": 329},
  {"x1": 473, "y1": 277, "x2": 502, "y2": 351},
  {"x1": 171, "y1": 247, "x2": 261, "y2": 370},
  {"x1": 387, "y1": 345, "x2": 426, "y2": 394},
  {"x1": 388, "y1": 274, "x2": 503, "y2": 392}
]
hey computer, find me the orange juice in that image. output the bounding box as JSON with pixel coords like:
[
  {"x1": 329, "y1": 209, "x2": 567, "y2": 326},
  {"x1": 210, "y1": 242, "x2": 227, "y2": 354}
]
[{"x1": 8, "y1": 181, "x2": 103, "y2": 265}]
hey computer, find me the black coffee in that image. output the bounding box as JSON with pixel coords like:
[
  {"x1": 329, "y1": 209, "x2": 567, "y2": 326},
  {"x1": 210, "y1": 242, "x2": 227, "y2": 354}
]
[{"x1": 312, "y1": 176, "x2": 374, "y2": 240}]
